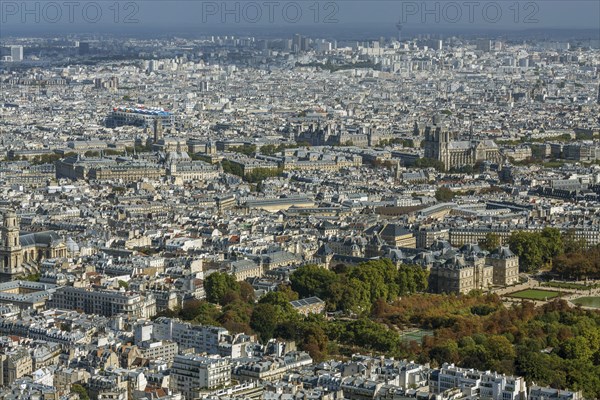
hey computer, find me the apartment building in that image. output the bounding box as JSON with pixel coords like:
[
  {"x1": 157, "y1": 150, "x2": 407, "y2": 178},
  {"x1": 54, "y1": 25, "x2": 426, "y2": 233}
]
[
  {"x1": 151, "y1": 318, "x2": 253, "y2": 358},
  {"x1": 429, "y1": 363, "x2": 526, "y2": 400},
  {"x1": 56, "y1": 155, "x2": 164, "y2": 182},
  {"x1": 171, "y1": 355, "x2": 231, "y2": 398},
  {"x1": 0, "y1": 349, "x2": 33, "y2": 386},
  {"x1": 139, "y1": 340, "x2": 179, "y2": 363},
  {"x1": 233, "y1": 352, "x2": 313, "y2": 382},
  {"x1": 48, "y1": 287, "x2": 156, "y2": 318},
  {"x1": 450, "y1": 225, "x2": 600, "y2": 248},
  {"x1": 449, "y1": 226, "x2": 513, "y2": 247}
]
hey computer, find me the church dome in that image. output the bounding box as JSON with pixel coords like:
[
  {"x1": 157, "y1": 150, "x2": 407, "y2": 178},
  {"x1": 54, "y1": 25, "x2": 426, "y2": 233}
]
[{"x1": 66, "y1": 237, "x2": 80, "y2": 254}]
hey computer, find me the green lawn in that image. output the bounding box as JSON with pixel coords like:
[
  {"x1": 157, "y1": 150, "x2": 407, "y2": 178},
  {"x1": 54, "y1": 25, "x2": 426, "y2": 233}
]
[
  {"x1": 507, "y1": 289, "x2": 562, "y2": 300},
  {"x1": 572, "y1": 297, "x2": 600, "y2": 308}
]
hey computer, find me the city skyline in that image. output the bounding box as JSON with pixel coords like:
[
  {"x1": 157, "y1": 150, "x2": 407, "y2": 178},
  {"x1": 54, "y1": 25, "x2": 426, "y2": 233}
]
[{"x1": 0, "y1": 3, "x2": 599, "y2": 400}]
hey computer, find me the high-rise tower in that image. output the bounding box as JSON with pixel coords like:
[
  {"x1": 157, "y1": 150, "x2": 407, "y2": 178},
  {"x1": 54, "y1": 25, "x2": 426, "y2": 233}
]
[{"x1": 396, "y1": 20, "x2": 403, "y2": 43}]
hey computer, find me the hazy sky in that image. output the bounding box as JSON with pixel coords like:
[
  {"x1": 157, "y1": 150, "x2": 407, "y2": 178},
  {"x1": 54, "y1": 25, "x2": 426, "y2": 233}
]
[{"x1": 2, "y1": 0, "x2": 599, "y2": 36}]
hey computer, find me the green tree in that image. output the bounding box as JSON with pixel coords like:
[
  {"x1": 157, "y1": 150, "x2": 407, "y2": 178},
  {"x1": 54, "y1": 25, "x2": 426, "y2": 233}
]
[
  {"x1": 245, "y1": 167, "x2": 283, "y2": 183},
  {"x1": 297, "y1": 316, "x2": 329, "y2": 361},
  {"x1": 250, "y1": 302, "x2": 298, "y2": 342},
  {"x1": 349, "y1": 259, "x2": 399, "y2": 303},
  {"x1": 508, "y1": 231, "x2": 545, "y2": 272},
  {"x1": 192, "y1": 301, "x2": 220, "y2": 325},
  {"x1": 516, "y1": 348, "x2": 568, "y2": 389},
  {"x1": 259, "y1": 291, "x2": 293, "y2": 307},
  {"x1": 219, "y1": 300, "x2": 253, "y2": 333},
  {"x1": 460, "y1": 343, "x2": 490, "y2": 371},
  {"x1": 430, "y1": 339, "x2": 460, "y2": 365},
  {"x1": 562, "y1": 229, "x2": 587, "y2": 254},
  {"x1": 333, "y1": 277, "x2": 372, "y2": 314},
  {"x1": 204, "y1": 272, "x2": 240, "y2": 304},
  {"x1": 559, "y1": 336, "x2": 593, "y2": 360},
  {"x1": 562, "y1": 359, "x2": 600, "y2": 399},
  {"x1": 277, "y1": 284, "x2": 299, "y2": 301},
  {"x1": 343, "y1": 318, "x2": 402, "y2": 354},
  {"x1": 260, "y1": 144, "x2": 277, "y2": 155},
  {"x1": 435, "y1": 187, "x2": 455, "y2": 202},
  {"x1": 486, "y1": 335, "x2": 516, "y2": 362},
  {"x1": 290, "y1": 265, "x2": 338, "y2": 300},
  {"x1": 71, "y1": 384, "x2": 90, "y2": 400},
  {"x1": 508, "y1": 229, "x2": 563, "y2": 272},
  {"x1": 230, "y1": 144, "x2": 257, "y2": 156},
  {"x1": 181, "y1": 299, "x2": 216, "y2": 322},
  {"x1": 415, "y1": 157, "x2": 445, "y2": 171},
  {"x1": 397, "y1": 264, "x2": 429, "y2": 295},
  {"x1": 540, "y1": 227, "x2": 563, "y2": 260},
  {"x1": 23, "y1": 273, "x2": 40, "y2": 282},
  {"x1": 481, "y1": 233, "x2": 501, "y2": 251},
  {"x1": 221, "y1": 159, "x2": 244, "y2": 177},
  {"x1": 239, "y1": 281, "x2": 256, "y2": 303}
]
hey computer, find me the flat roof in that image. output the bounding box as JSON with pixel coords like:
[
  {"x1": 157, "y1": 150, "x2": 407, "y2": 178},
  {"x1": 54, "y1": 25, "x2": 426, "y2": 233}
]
[{"x1": 112, "y1": 106, "x2": 172, "y2": 116}]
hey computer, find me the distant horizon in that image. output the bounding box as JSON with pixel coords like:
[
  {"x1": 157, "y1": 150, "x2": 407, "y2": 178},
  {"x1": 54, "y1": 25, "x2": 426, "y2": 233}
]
[
  {"x1": 1, "y1": 0, "x2": 598, "y2": 39},
  {"x1": 2, "y1": 24, "x2": 599, "y2": 42}
]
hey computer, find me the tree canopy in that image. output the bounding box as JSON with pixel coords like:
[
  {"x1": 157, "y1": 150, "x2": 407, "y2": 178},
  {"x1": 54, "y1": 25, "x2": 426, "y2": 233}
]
[
  {"x1": 204, "y1": 272, "x2": 240, "y2": 305},
  {"x1": 435, "y1": 187, "x2": 455, "y2": 202},
  {"x1": 290, "y1": 260, "x2": 428, "y2": 314},
  {"x1": 508, "y1": 228, "x2": 563, "y2": 272},
  {"x1": 415, "y1": 157, "x2": 445, "y2": 171},
  {"x1": 158, "y1": 256, "x2": 600, "y2": 397}
]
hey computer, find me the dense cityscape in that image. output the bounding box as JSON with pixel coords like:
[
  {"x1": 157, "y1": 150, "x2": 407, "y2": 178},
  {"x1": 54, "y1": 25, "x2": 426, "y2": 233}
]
[{"x1": 1, "y1": 12, "x2": 600, "y2": 400}]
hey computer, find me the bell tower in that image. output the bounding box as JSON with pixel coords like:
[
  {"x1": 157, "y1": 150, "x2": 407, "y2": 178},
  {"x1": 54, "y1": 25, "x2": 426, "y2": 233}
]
[
  {"x1": 153, "y1": 118, "x2": 164, "y2": 144},
  {"x1": 0, "y1": 210, "x2": 23, "y2": 278},
  {"x1": 1, "y1": 211, "x2": 20, "y2": 249}
]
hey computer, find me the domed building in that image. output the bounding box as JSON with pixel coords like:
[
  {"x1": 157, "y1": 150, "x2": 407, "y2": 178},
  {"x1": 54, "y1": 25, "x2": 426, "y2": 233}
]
[{"x1": 66, "y1": 237, "x2": 80, "y2": 256}]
